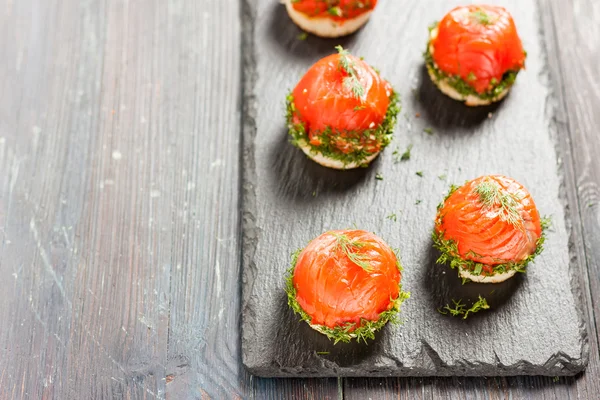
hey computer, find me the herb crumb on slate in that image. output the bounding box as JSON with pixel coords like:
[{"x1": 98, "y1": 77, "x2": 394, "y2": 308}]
[
  {"x1": 375, "y1": 173, "x2": 383, "y2": 180},
  {"x1": 415, "y1": 199, "x2": 422, "y2": 205},
  {"x1": 297, "y1": 32, "x2": 308, "y2": 41},
  {"x1": 438, "y1": 174, "x2": 447, "y2": 181},
  {"x1": 393, "y1": 144, "x2": 413, "y2": 163},
  {"x1": 423, "y1": 127, "x2": 434, "y2": 135},
  {"x1": 416, "y1": 171, "x2": 423, "y2": 177},
  {"x1": 386, "y1": 213, "x2": 397, "y2": 222},
  {"x1": 437, "y1": 295, "x2": 490, "y2": 319}
]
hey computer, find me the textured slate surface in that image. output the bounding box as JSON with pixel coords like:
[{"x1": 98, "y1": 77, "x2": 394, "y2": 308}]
[{"x1": 241, "y1": 0, "x2": 588, "y2": 377}]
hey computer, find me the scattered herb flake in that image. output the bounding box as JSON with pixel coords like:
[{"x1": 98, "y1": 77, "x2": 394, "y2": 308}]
[
  {"x1": 316, "y1": 351, "x2": 330, "y2": 355},
  {"x1": 438, "y1": 174, "x2": 447, "y2": 181},
  {"x1": 297, "y1": 32, "x2": 308, "y2": 41},
  {"x1": 467, "y1": 71, "x2": 477, "y2": 81},
  {"x1": 415, "y1": 199, "x2": 422, "y2": 205},
  {"x1": 553, "y1": 376, "x2": 559, "y2": 382},
  {"x1": 375, "y1": 173, "x2": 383, "y2": 180},
  {"x1": 386, "y1": 213, "x2": 397, "y2": 222},
  {"x1": 423, "y1": 127, "x2": 434, "y2": 135},
  {"x1": 393, "y1": 144, "x2": 413, "y2": 163},
  {"x1": 416, "y1": 171, "x2": 424, "y2": 177}
]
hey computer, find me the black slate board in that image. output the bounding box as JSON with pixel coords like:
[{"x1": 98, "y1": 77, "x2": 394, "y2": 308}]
[{"x1": 241, "y1": 0, "x2": 588, "y2": 377}]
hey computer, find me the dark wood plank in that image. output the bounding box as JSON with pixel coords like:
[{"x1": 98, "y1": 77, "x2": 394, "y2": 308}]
[{"x1": 162, "y1": 0, "x2": 246, "y2": 398}]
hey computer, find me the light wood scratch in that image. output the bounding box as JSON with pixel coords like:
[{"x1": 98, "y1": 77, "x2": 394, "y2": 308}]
[{"x1": 29, "y1": 218, "x2": 72, "y2": 308}]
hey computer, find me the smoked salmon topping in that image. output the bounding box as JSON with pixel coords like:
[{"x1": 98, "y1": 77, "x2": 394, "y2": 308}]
[
  {"x1": 426, "y1": 5, "x2": 526, "y2": 97},
  {"x1": 434, "y1": 176, "x2": 547, "y2": 278},
  {"x1": 287, "y1": 46, "x2": 399, "y2": 166},
  {"x1": 291, "y1": 0, "x2": 377, "y2": 21},
  {"x1": 285, "y1": 230, "x2": 409, "y2": 344}
]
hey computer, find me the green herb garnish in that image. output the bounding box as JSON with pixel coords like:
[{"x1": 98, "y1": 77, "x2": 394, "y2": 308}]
[
  {"x1": 297, "y1": 32, "x2": 308, "y2": 41},
  {"x1": 387, "y1": 213, "x2": 397, "y2": 222},
  {"x1": 470, "y1": 9, "x2": 492, "y2": 25},
  {"x1": 375, "y1": 173, "x2": 383, "y2": 180},
  {"x1": 424, "y1": 39, "x2": 522, "y2": 102},
  {"x1": 286, "y1": 89, "x2": 400, "y2": 167},
  {"x1": 331, "y1": 232, "x2": 373, "y2": 272},
  {"x1": 432, "y1": 183, "x2": 551, "y2": 280},
  {"x1": 473, "y1": 178, "x2": 522, "y2": 227},
  {"x1": 335, "y1": 45, "x2": 365, "y2": 99},
  {"x1": 423, "y1": 127, "x2": 434, "y2": 135},
  {"x1": 284, "y1": 244, "x2": 410, "y2": 344},
  {"x1": 438, "y1": 296, "x2": 490, "y2": 319},
  {"x1": 393, "y1": 144, "x2": 412, "y2": 163},
  {"x1": 416, "y1": 171, "x2": 424, "y2": 177}
]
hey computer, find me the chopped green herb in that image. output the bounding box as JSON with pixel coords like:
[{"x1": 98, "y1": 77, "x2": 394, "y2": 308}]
[
  {"x1": 423, "y1": 127, "x2": 434, "y2": 135},
  {"x1": 312, "y1": 190, "x2": 316, "y2": 197},
  {"x1": 375, "y1": 173, "x2": 383, "y2": 180},
  {"x1": 438, "y1": 174, "x2": 447, "y2": 181},
  {"x1": 416, "y1": 171, "x2": 424, "y2": 177},
  {"x1": 552, "y1": 376, "x2": 559, "y2": 382},
  {"x1": 316, "y1": 351, "x2": 330, "y2": 355},
  {"x1": 297, "y1": 32, "x2": 308, "y2": 41},
  {"x1": 424, "y1": 43, "x2": 521, "y2": 102},
  {"x1": 467, "y1": 71, "x2": 477, "y2": 81},
  {"x1": 386, "y1": 213, "x2": 397, "y2": 222},
  {"x1": 393, "y1": 144, "x2": 413, "y2": 163},
  {"x1": 415, "y1": 199, "x2": 422, "y2": 205},
  {"x1": 286, "y1": 90, "x2": 400, "y2": 167},
  {"x1": 328, "y1": 6, "x2": 342, "y2": 16}
]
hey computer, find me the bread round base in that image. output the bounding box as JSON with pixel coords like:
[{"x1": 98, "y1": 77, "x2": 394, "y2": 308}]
[
  {"x1": 459, "y1": 267, "x2": 517, "y2": 283},
  {"x1": 298, "y1": 140, "x2": 379, "y2": 169},
  {"x1": 284, "y1": 0, "x2": 373, "y2": 38},
  {"x1": 427, "y1": 27, "x2": 511, "y2": 107}
]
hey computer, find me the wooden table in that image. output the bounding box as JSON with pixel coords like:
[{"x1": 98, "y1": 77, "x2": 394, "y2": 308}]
[{"x1": 0, "y1": 0, "x2": 598, "y2": 398}]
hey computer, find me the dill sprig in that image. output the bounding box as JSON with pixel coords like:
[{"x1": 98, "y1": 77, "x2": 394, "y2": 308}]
[
  {"x1": 284, "y1": 247, "x2": 410, "y2": 344},
  {"x1": 438, "y1": 295, "x2": 490, "y2": 319},
  {"x1": 331, "y1": 232, "x2": 373, "y2": 272},
  {"x1": 335, "y1": 45, "x2": 365, "y2": 100},
  {"x1": 473, "y1": 179, "x2": 523, "y2": 227}
]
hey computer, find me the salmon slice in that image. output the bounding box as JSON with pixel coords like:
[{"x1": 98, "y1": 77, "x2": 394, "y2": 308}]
[
  {"x1": 430, "y1": 5, "x2": 526, "y2": 94},
  {"x1": 291, "y1": 0, "x2": 377, "y2": 21},
  {"x1": 435, "y1": 175, "x2": 543, "y2": 277},
  {"x1": 286, "y1": 230, "x2": 407, "y2": 342},
  {"x1": 288, "y1": 46, "x2": 396, "y2": 159}
]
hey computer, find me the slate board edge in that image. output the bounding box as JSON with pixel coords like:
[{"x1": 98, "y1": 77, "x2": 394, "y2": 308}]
[{"x1": 239, "y1": 0, "x2": 589, "y2": 378}]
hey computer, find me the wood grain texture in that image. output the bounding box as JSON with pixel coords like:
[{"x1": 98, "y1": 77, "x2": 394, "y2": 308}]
[
  {"x1": 1, "y1": 0, "x2": 599, "y2": 398},
  {"x1": 241, "y1": 0, "x2": 586, "y2": 378}
]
